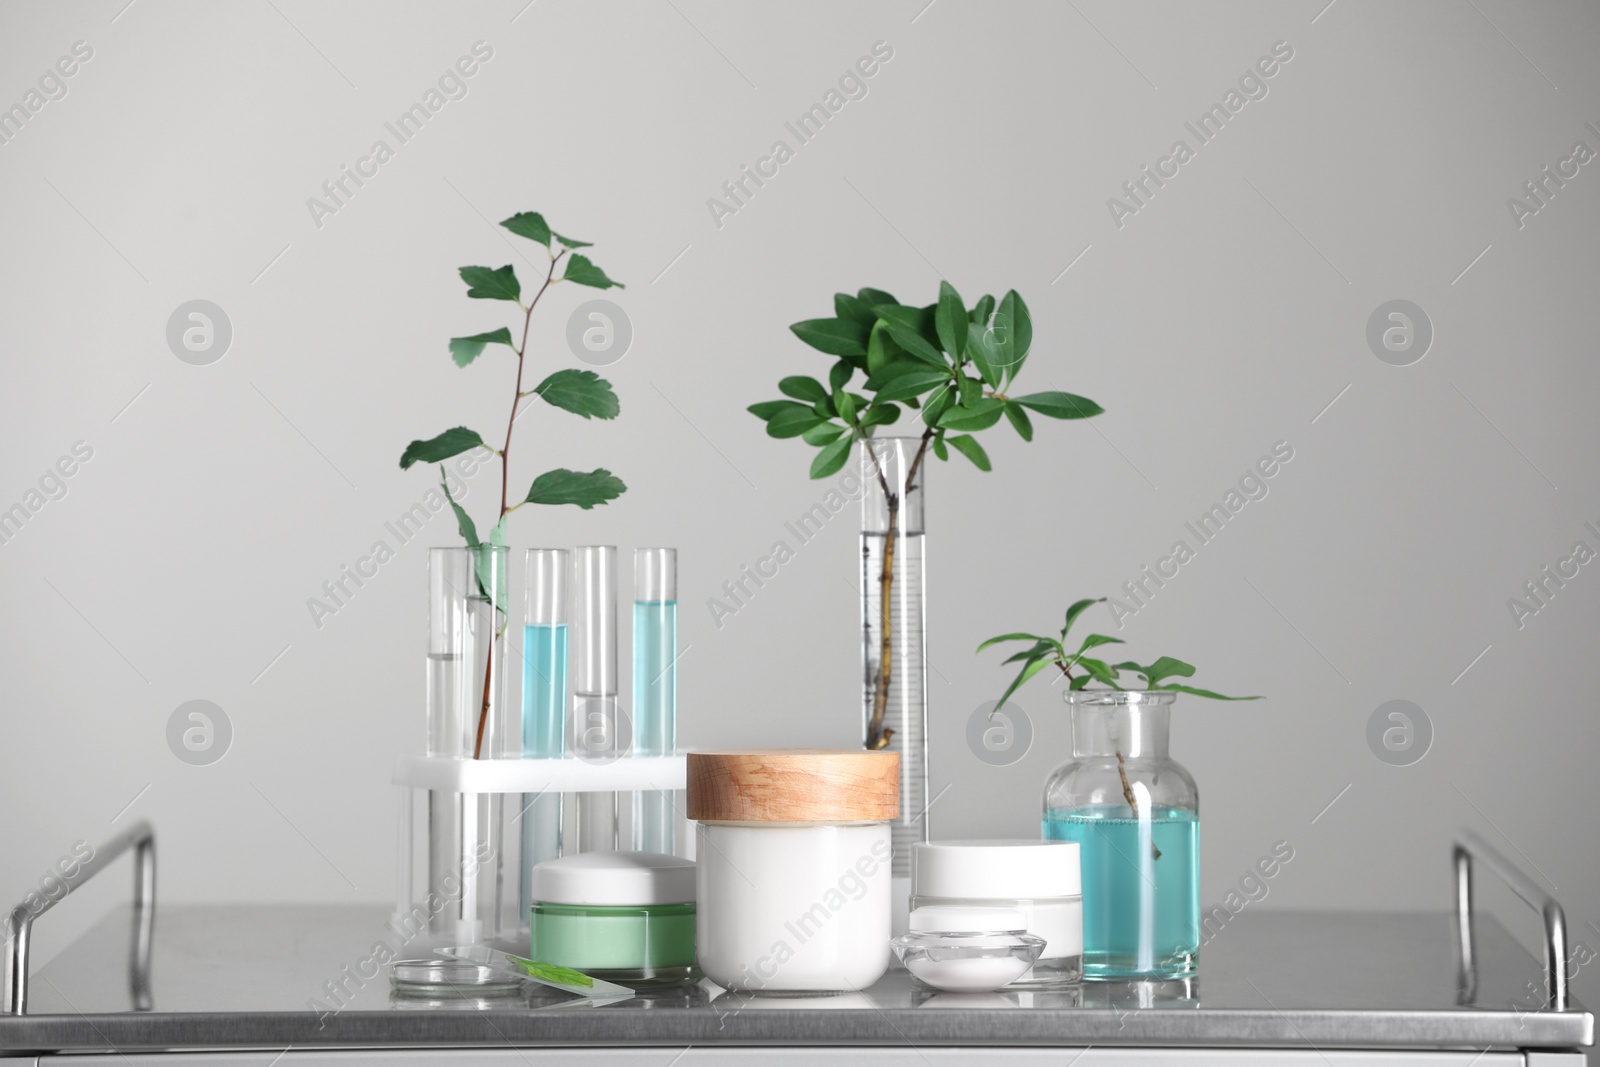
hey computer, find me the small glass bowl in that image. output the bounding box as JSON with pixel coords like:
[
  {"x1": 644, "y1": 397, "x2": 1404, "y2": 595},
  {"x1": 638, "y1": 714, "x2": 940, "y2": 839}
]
[
  {"x1": 890, "y1": 930, "x2": 1047, "y2": 993},
  {"x1": 389, "y1": 958, "x2": 524, "y2": 997}
]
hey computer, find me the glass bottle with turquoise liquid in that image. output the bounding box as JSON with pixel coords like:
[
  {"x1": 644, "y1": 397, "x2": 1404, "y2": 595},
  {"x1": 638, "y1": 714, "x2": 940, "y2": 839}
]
[
  {"x1": 1042, "y1": 691, "x2": 1199, "y2": 979},
  {"x1": 631, "y1": 548, "x2": 677, "y2": 855}
]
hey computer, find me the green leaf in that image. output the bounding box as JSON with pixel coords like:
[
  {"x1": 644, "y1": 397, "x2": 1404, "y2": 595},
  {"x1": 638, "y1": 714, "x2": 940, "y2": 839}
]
[
  {"x1": 857, "y1": 287, "x2": 898, "y2": 308},
  {"x1": 749, "y1": 400, "x2": 809, "y2": 421},
  {"x1": 834, "y1": 292, "x2": 877, "y2": 327},
  {"x1": 811, "y1": 395, "x2": 837, "y2": 418},
  {"x1": 533, "y1": 369, "x2": 619, "y2": 420},
  {"x1": 1074, "y1": 656, "x2": 1122, "y2": 687},
  {"x1": 1013, "y1": 391, "x2": 1104, "y2": 420},
  {"x1": 970, "y1": 294, "x2": 995, "y2": 326},
  {"x1": 810, "y1": 434, "x2": 852, "y2": 478},
  {"x1": 553, "y1": 232, "x2": 592, "y2": 249},
  {"x1": 957, "y1": 375, "x2": 984, "y2": 407},
  {"x1": 875, "y1": 306, "x2": 946, "y2": 368},
  {"x1": 996, "y1": 655, "x2": 1055, "y2": 713},
  {"x1": 563, "y1": 253, "x2": 624, "y2": 289},
  {"x1": 1152, "y1": 683, "x2": 1261, "y2": 700},
  {"x1": 522, "y1": 468, "x2": 626, "y2": 509},
  {"x1": 448, "y1": 327, "x2": 515, "y2": 368},
  {"x1": 439, "y1": 469, "x2": 479, "y2": 548},
  {"x1": 936, "y1": 280, "x2": 968, "y2": 359},
  {"x1": 767, "y1": 407, "x2": 826, "y2": 438},
  {"x1": 938, "y1": 397, "x2": 1005, "y2": 431},
  {"x1": 865, "y1": 321, "x2": 898, "y2": 376},
  {"x1": 791, "y1": 317, "x2": 869, "y2": 357},
  {"x1": 460, "y1": 265, "x2": 521, "y2": 302},
  {"x1": 873, "y1": 367, "x2": 951, "y2": 403},
  {"x1": 835, "y1": 390, "x2": 858, "y2": 426},
  {"x1": 922, "y1": 384, "x2": 957, "y2": 429},
  {"x1": 993, "y1": 290, "x2": 1032, "y2": 379},
  {"x1": 1141, "y1": 656, "x2": 1196, "y2": 685},
  {"x1": 400, "y1": 427, "x2": 486, "y2": 470},
  {"x1": 1002, "y1": 640, "x2": 1054, "y2": 665},
  {"x1": 1061, "y1": 597, "x2": 1105, "y2": 639},
  {"x1": 965, "y1": 324, "x2": 1001, "y2": 389},
  {"x1": 1004, "y1": 401, "x2": 1034, "y2": 442},
  {"x1": 829, "y1": 359, "x2": 854, "y2": 393},
  {"x1": 506, "y1": 954, "x2": 594, "y2": 988},
  {"x1": 500, "y1": 212, "x2": 551, "y2": 247},
  {"x1": 779, "y1": 376, "x2": 830, "y2": 405},
  {"x1": 977, "y1": 631, "x2": 1049, "y2": 653},
  {"x1": 946, "y1": 433, "x2": 991, "y2": 471},
  {"x1": 859, "y1": 403, "x2": 901, "y2": 428},
  {"x1": 932, "y1": 434, "x2": 949, "y2": 461},
  {"x1": 1077, "y1": 633, "x2": 1125, "y2": 652},
  {"x1": 802, "y1": 422, "x2": 847, "y2": 445},
  {"x1": 1069, "y1": 673, "x2": 1094, "y2": 690}
]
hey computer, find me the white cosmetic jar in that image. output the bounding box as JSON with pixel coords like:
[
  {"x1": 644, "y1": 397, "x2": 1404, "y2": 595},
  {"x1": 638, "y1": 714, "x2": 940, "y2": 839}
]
[
  {"x1": 910, "y1": 839, "x2": 1083, "y2": 987},
  {"x1": 687, "y1": 749, "x2": 900, "y2": 993}
]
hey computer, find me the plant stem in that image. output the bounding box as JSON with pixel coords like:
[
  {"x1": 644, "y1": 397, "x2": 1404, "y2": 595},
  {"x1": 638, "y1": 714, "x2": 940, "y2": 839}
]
[
  {"x1": 472, "y1": 251, "x2": 565, "y2": 760},
  {"x1": 1056, "y1": 661, "x2": 1159, "y2": 860},
  {"x1": 863, "y1": 425, "x2": 936, "y2": 751}
]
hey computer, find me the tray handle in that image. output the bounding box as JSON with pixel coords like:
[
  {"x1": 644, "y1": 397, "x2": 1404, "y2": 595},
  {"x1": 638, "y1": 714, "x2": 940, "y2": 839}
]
[
  {"x1": 4, "y1": 820, "x2": 155, "y2": 1015},
  {"x1": 1454, "y1": 827, "x2": 1567, "y2": 1010}
]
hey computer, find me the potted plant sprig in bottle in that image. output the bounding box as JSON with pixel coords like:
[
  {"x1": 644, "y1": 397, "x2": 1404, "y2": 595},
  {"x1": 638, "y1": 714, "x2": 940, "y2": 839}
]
[
  {"x1": 980, "y1": 597, "x2": 1258, "y2": 980},
  {"x1": 750, "y1": 283, "x2": 1103, "y2": 883}
]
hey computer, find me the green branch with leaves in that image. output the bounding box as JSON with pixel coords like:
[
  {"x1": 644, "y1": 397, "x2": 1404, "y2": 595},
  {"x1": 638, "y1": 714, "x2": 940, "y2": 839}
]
[
  {"x1": 399, "y1": 210, "x2": 626, "y2": 759},
  {"x1": 750, "y1": 281, "x2": 1104, "y2": 751}
]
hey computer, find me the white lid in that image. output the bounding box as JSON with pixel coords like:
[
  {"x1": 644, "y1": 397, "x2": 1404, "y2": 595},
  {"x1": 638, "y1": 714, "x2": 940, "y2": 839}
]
[
  {"x1": 912, "y1": 839, "x2": 1081, "y2": 898},
  {"x1": 530, "y1": 850, "x2": 695, "y2": 906},
  {"x1": 909, "y1": 904, "x2": 1027, "y2": 934}
]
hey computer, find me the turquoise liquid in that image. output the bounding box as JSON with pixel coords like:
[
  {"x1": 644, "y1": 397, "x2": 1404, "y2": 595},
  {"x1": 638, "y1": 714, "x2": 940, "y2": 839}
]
[
  {"x1": 520, "y1": 623, "x2": 567, "y2": 918},
  {"x1": 632, "y1": 600, "x2": 676, "y2": 854},
  {"x1": 522, "y1": 623, "x2": 568, "y2": 759},
  {"x1": 1044, "y1": 805, "x2": 1200, "y2": 978}
]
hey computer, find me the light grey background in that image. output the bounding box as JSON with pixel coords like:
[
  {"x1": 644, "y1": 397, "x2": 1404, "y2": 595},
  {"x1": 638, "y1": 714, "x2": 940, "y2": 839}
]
[{"x1": 2, "y1": 0, "x2": 1598, "y2": 1044}]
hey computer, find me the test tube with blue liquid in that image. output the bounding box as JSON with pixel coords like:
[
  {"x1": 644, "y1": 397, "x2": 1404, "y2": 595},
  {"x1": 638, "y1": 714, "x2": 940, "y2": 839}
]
[
  {"x1": 632, "y1": 548, "x2": 677, "y2": 854},
  {"x1": 519, "y1": 548, "x2": 567, "y2": 919}
]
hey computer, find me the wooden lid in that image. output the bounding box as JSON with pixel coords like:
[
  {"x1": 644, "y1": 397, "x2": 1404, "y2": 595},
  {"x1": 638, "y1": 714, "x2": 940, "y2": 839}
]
[{"x1": 687, "y1": 749, "x2": 900, "y2": 822}]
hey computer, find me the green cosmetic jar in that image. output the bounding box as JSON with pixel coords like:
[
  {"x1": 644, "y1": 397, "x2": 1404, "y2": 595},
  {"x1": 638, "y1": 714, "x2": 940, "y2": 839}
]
[{"x1": 529, "y1": 851, "x2": 697, "y2": 987}]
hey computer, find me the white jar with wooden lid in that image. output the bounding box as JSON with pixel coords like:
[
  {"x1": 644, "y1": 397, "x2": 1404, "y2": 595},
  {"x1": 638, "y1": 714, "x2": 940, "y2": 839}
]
[{"x1": 687, "y1": 749, "x2": 899, "y2": 993}]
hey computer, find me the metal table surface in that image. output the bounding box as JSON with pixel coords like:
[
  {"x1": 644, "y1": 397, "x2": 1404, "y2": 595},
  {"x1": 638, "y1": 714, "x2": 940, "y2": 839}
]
[{"x1": 0, "y1": 904, "x2": 1589, "y2": 1054}]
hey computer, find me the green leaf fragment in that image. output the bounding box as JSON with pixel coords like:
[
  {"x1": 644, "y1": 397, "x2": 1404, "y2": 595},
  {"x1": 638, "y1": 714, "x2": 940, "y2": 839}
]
[
  {"x1": 1004, "y1": 401, "x2": 1034, "y2": 441},
  {"x1": 500, "y1": 212, "x2": 552, "y2": 247},
  {"x1": 766, "y1": 407, "x2": 825, "y2": 438},
  {"x1": 399, "y1": 427, "x2": 486, "y2": 469},
  {"x1": 533, "y1": 369, "x2": 620, "y2": 420},
  {"x1": 790, "y1": 317, "x2": 870, "y2": 357},
  {"x1": 947, "y1": 433, "x2": 991, "y2": 471},
  {"x1": 522, "y1": 468, "x2": 626, "y2": 509},
  {"x1": 779, "y1": 376, "x2": 831, "y2": 405},
  {"x1": 1060, "y1": 597, "x2": 1105, "y2": 639},
  {"x1": 448, "y1": 327, "x2": 515, "y2": 368},
  {"x1": 810, "y1": 434, "x2": 852, "y2": 479},
  {"x1": 1013, "y1": 391, "x2": 1104, "y2": 420},
  {"x1": 563, "y1": 253, "x2": 624, "y2": 289},
  {"x1": 936, "y1": 280, "x2": 968, "y2": 359},
  {"x1": 459, "y1": 264, "x2": 521, "y2": 302}
]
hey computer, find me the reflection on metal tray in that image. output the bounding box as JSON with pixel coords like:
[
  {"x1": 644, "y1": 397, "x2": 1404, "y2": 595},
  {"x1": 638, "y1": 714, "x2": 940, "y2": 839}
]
[{"x1": 1, "y1": 904, "x2": 1588, "y2": 1052}]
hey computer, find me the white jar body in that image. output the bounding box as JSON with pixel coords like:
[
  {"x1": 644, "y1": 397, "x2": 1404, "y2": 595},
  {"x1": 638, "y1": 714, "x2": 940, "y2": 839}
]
[
  {"x1": 696, "y1": 821, "x2": 893, "y2": 992},
  {"x1": 910, "y1": 892, "x2": 1083, "y2": 986}
]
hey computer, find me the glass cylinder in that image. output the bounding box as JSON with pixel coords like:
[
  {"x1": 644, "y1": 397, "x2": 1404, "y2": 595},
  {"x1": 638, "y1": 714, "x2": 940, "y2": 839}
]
[
  {"x1": 859, "y1": 437, "x2": 928, "y2": 876},
  {"x1": 573, "y1": 545, "x2": 620, "y2": 851},
  {"x1": 632, "y1": 547, "x2": 678, "y2": 855},
  {"x1": 519, "y1": 548, "x2": 569, "y2": 922},
  {"x1": 426, "y1": 545, "x2": 514, "y2": 943},
  {"x1": 1041, "y1": 691, "x2": 1199, "y2": 980}
]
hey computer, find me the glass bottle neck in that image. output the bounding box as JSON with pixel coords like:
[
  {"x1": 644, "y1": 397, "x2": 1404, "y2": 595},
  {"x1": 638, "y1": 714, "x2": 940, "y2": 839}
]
[{"x1": 1070, "y1": 703, "x2": 1170, "y2": 759}]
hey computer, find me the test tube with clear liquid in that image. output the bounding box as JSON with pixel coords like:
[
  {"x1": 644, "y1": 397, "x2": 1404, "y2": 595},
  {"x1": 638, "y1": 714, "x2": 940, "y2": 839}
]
[
  {"x1": 632, "y1": 548, "x2": 677, "y2": 855},
  {"x1": 573, "y1": 545, "x2": 620, "y2": 851},
  {"x1": 520, "y1": 548, "x2": 567, "y2": 919}
]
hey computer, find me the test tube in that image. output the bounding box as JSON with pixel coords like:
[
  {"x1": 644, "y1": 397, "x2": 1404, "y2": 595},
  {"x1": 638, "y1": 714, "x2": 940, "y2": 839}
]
[
  {"x1": 520, "y1": 549, "x2": 568, "y2": 918},
  {"x1": 632, "y1": 548, "x2": 678, "y2": 855},
  {"x1": 573, "y1": 545, "x2": 619, "y2": 851}
]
